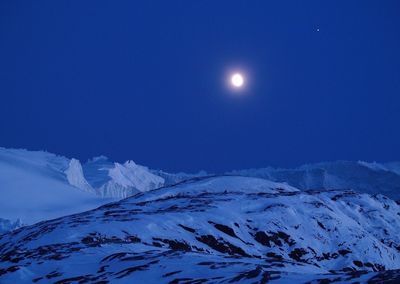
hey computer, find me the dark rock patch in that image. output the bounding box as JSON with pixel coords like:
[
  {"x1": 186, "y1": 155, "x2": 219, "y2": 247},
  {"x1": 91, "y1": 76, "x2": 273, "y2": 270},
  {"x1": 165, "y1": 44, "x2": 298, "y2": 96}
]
[
  {"x1": 338, "y1": 249, "x2": 351, "y2": 256},
  {"x1": 317, "y1": 221, "x2": 326, "y2": 230},
  {"x1": 254, "y1": 231, "x2": 295, "y2": 247},
  {"x1": 196, "y1": 235, "x2": 249, "y2": 257},
  {"x1": 46, "y1": 270, "x2": 62, "y2": 279},
  {"x1": 0, "y1": 265, "x2": 20, "y2": 277},
  {"x1": 266, "y1": 252, "x2": 283, "y2": 260},
  {"x1": 228, "y1": 266, "x2": 262, "y2": 282},
  {"x1": 169, "y1": 278, "x2": 193, "y2": 284},
  {"x1": 353, "y1": 260, "x2": 363, "y2": 268},
  {"x1": 81, "y1": 233, "x2": 140, "y2": 247},
  {"x1": 178, "y1": 224, "x2": 196, "y2": 233},
  {"x1": 209, "y1": 222, "x2": 238, "y2": 239},
  {"x1": 153, "y1": 238, "x2": 192, "y2": 251},
  {"x1": 289, "y1": 248, "x2": 308, "y2": 262},
  {"x1": 163, "y1": 270, "x2": 182, "y2": 277}
]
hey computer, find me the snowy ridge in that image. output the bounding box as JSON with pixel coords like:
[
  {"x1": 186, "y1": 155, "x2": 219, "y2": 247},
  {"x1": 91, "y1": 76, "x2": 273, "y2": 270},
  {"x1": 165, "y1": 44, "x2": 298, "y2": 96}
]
[
  {"x1": 231, "y1": 160, "x2": 400, "y2": 200},
  {"x1": 80, "y1": 159, "x2": 165, "y2": 198},
  {"x1": 79, "y1": 157, "x2": 166, "y2": 198},
  {"x1": 64, "y1": 158, "x2": 94, "y2": 193},
  {"x1": 381, "y1": 161, "x2": 400, "y2": 175},
  {"x1": 153, "y1": 169, "x2": 208, "y2": 186},
  {"x1": 100, "y1": 161, "x2": 164, "y2": 197},
  {"x1": 1, "y1": 176, "x2": 400, "y2": 283}
]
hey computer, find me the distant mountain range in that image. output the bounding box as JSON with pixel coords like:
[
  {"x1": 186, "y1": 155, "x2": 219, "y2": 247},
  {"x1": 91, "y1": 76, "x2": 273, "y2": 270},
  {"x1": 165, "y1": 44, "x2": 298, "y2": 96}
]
[
  {"x1": 230, "y1": 161, "x2": 400, "y2": 201},
  {"x1": 1, "y1": 146, "x2": 400, "y2": 231}
]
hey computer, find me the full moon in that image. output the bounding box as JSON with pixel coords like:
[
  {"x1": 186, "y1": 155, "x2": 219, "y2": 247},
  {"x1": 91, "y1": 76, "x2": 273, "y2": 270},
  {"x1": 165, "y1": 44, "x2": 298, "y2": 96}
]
[{"x1": 231, "y1": 73, "x2": 244, "y2": 88}]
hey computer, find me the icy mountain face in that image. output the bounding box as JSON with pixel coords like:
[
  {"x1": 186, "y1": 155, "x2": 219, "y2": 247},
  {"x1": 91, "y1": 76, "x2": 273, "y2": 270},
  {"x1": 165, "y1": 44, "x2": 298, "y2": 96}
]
[
  {"x1": 2, "y1": 176, "x2": 400, "y2": 283},
  {"x1": 81, "y1": 156, "x2": 114, "y2": 188},
  {"x1": 82, "y1": 158, "x2": 165, "y2": 198},
  {"x1": 0, "y1": 148, "x2": 108, "y2": 227},
  {"x1": 107, "y1": 161, "x2": 164, "y2": 193},
  {"x1": 231, "y1": 161, "x2": 400, "y2": 201},
  {"x1": 0, "y1": 148, "x2": 166, "y2": 229},
  {"x1": 64, "y1": 158, "x2": 94, "y2": 193}
]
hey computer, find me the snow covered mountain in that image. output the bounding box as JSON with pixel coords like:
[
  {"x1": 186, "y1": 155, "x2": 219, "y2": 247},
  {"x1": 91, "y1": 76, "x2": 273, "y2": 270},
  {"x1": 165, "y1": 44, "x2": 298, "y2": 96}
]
[
  {"x1": 1, "y1": 176, "x2": 400, "y2": 283},
  {"x1": 0, "y1": 148, "x2": 108, "y2": 232},
  {"x1": 81, "y1": 156, "x2": 164, "y2": 198},
  {"x1": 0, "y1": 148, "x2": 165, "y2": 231},
  {"x1": 231, "y1": 161, "x2": 400, "y2": 201}
]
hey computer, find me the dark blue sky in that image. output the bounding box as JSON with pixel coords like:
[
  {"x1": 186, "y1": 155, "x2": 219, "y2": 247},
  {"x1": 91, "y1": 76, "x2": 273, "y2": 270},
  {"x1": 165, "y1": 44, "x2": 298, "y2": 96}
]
[{"x1": 1, "y1": 1, "x2": 399, "y2": 172}]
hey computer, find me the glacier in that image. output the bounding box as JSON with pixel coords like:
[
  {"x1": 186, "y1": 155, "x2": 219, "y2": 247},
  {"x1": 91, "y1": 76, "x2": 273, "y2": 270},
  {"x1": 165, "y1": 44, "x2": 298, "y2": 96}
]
[
  {"x1": 0, "y1": 148, "x2": 165, "y2": 231},
  {"x1": 0, "y1": 148, "x2": 108, "y2": 232}
]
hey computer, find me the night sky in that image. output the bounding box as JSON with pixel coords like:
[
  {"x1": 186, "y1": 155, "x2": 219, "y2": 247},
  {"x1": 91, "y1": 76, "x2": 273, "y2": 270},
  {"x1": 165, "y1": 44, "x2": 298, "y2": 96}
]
[{"x1": 1, "y1": 1, "x2": 399, "y2": 172}]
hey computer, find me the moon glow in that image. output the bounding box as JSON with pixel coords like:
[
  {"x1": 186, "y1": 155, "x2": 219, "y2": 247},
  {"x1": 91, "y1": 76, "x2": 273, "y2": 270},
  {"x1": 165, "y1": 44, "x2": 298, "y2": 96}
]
[{"x1": 231, "y1": 73, "x2": 244, "y2": 88}]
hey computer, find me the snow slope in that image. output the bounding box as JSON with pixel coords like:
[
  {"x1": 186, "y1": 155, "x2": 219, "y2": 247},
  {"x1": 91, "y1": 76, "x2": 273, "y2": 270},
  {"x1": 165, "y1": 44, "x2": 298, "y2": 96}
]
[
  {"x1": 0, "y1": 148, "x2": 109, "y2": 231},
  {"x1": 0, "y1": 148, "x2": 165, "y2": 231},
  {"x1": 2, "y1": 176, "x2": 400, "y2": 283}
]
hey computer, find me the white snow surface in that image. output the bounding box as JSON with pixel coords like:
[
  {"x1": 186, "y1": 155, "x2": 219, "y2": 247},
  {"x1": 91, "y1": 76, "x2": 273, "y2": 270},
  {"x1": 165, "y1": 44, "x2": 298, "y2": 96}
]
[
  {"x1": 0, "y1": 148, "x2": 108, "y2": 227},
  {"x1": 1, "y1": 176, "x2": 400, "y2": 283},
  {"x1": 106, "y1": 161, "x2": 164, "y2": 194},
  {"x1": 0, "y1": 148, "x2": 166, "y2": 228}
]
